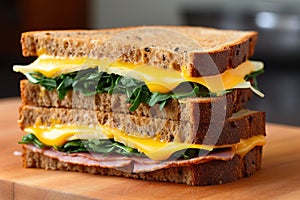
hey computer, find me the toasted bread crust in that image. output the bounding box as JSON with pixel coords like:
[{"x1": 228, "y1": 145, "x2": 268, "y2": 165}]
[
  {"x1": 22, "y1": 145, "x2": 263, "y2": 186},
  {"x1": 20, "y1": 26, "x2": 257, "y2": 77},
  {"x1": 20, "y1": 80, "x2": 253, "y2": 123},
  {"x1": 18, "y1": 105, "x2": 265, "y2": 145}
]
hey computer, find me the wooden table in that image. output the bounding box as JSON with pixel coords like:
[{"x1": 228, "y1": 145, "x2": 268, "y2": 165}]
[{"x1": 1, "y1": 98, "x2": 300, "y2": 200}]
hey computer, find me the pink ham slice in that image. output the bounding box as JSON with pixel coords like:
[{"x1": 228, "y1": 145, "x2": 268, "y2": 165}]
[{"x1": 25, "y1": 144, "x2": 234, "y2": 173}]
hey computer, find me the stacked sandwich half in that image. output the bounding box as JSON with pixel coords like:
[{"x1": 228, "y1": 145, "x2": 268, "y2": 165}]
[{"x1": 14, "y1": 26, "x2": 266, "y2": 185}]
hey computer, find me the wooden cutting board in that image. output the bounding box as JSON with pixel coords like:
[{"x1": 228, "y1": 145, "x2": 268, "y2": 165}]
[{"x1": 1, "y1": 98, "x2": 300, "y2": 200}]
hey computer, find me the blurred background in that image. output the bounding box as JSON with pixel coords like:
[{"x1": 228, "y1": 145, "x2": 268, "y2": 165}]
[{"x1": 1, "y1": 0, "x2": 300, "y2": 126}]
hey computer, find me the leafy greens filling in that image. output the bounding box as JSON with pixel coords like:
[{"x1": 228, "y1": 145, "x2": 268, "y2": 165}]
[
  {"x1": 19, "y1": 133, "x2": 201, "y2": 160},
  {"x1": 25, "y1": 68, "x2": 263, "y2": 112}
]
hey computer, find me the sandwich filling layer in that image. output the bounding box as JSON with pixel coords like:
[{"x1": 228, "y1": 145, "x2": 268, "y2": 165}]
[
  {"x1": 20, "y1": 124, "x2": 266, "y2": 161},
  {"x1": 13, "y1": 55, "x2": 264, "y2": 96}
]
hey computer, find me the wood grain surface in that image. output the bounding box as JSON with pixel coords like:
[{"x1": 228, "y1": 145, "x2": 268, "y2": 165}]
[{"x1": 1, "y1": 98, "x2": 300, "y2": 200}]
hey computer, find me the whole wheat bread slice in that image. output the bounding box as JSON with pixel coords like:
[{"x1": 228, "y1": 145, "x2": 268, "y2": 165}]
[
  {"x1": 18, "y1": 105, "x2": 265, "y2": 145},
  {"x1": 20, "y1": 26, "x2": 257, "y2": 77},
  {"x1": 22, "y1": 144, "x2": 263, "y2": 186},
  {"x1": 20, "y1": 80, "x2": 253, "y2": 123}
]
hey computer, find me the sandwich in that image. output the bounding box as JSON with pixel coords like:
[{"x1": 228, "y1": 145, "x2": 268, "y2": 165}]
[{"x1": 13, "y1": 26, "x2": 266, "y2": 186}]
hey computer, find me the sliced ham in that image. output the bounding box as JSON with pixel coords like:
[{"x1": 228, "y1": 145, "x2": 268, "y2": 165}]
[{"x1": 25, "y1": 144, "x2": 234, "y2": 173}]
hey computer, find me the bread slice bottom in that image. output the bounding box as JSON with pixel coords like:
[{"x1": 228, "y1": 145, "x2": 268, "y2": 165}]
[{"x1": 22, "y1": 145, "x2": 263, "y2": 186}]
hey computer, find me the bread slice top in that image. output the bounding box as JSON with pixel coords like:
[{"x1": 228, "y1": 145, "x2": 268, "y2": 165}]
[{"x1": 21, "y1": 26, "x2": 258, "y2": 77}]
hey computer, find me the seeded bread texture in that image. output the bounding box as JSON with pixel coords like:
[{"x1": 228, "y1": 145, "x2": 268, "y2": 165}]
[
  {"x1": 18, "y1": 105, "x2": 265, "y2": 145},
  {"x1": 22, "y1": 145, "x2": 263, "y2": 186},
  {"x1": 20, "y1": 80, "x2": 252, "y2": 123},
  {"x1": 20, "y1": 26, "x2": 257, "y2": 77}
]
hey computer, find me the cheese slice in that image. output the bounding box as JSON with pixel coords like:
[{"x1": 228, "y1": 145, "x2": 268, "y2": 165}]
[
  {"x1": 13, "y1": 55, "x2": 264, "y2": 96},
  {"x1": 24, "y1": 124, "x2": 265, "y2": 161},
  {"x1": 233, "y1": 136, "x2": 266, "y2": 157}
]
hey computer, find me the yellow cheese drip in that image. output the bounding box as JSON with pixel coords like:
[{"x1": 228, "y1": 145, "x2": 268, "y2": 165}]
[
  {"x1": 13, "y1": 55, "x2": 264, "y2": 95},
  {"x1": 24, "y1": 125, "x2": 108, "y2": 146},
  {"x1": 24, "y1": 124, "x2": 265, "y2": 161},
  {"x1": 233, "y1": 135, "x2": 266, "y2": 157}
]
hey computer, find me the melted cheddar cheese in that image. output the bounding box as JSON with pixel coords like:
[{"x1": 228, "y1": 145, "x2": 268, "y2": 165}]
[
  {"x1": 24, "y1": 124, "x2": 265, "y2": 161},
  {"x1": 13, "y1": 55, "x2": 264, "y2": 96}
]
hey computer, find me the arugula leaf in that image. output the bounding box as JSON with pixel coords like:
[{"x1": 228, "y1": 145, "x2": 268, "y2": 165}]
[
  {"x1": 54, "y1": 140, "x2": 87, "y2": 153},
  {"x1": 148, "y1": 92, "x2": 171, "y2": 107},
  {"x1": 149, "y1": 83, "x2": 210, "y2": 110},
  {"x1": 112, "y1": 142, "x2": 137, "y2": 154},
  {"x1": 245, "y1": 69, "x2": 264, "y2": 91},
  {"x1": 19, "y1": 133, "x2": 47, "y2": 148},
  {"x1": 245, "y1": 69, "x2": 264, "y2": 81},
  {"x1": 25, "y1": 72, "x2": 57, "y2": 90},
  {"x1": 129, "y1": 87, "x2": 143, "y2": 112}
]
